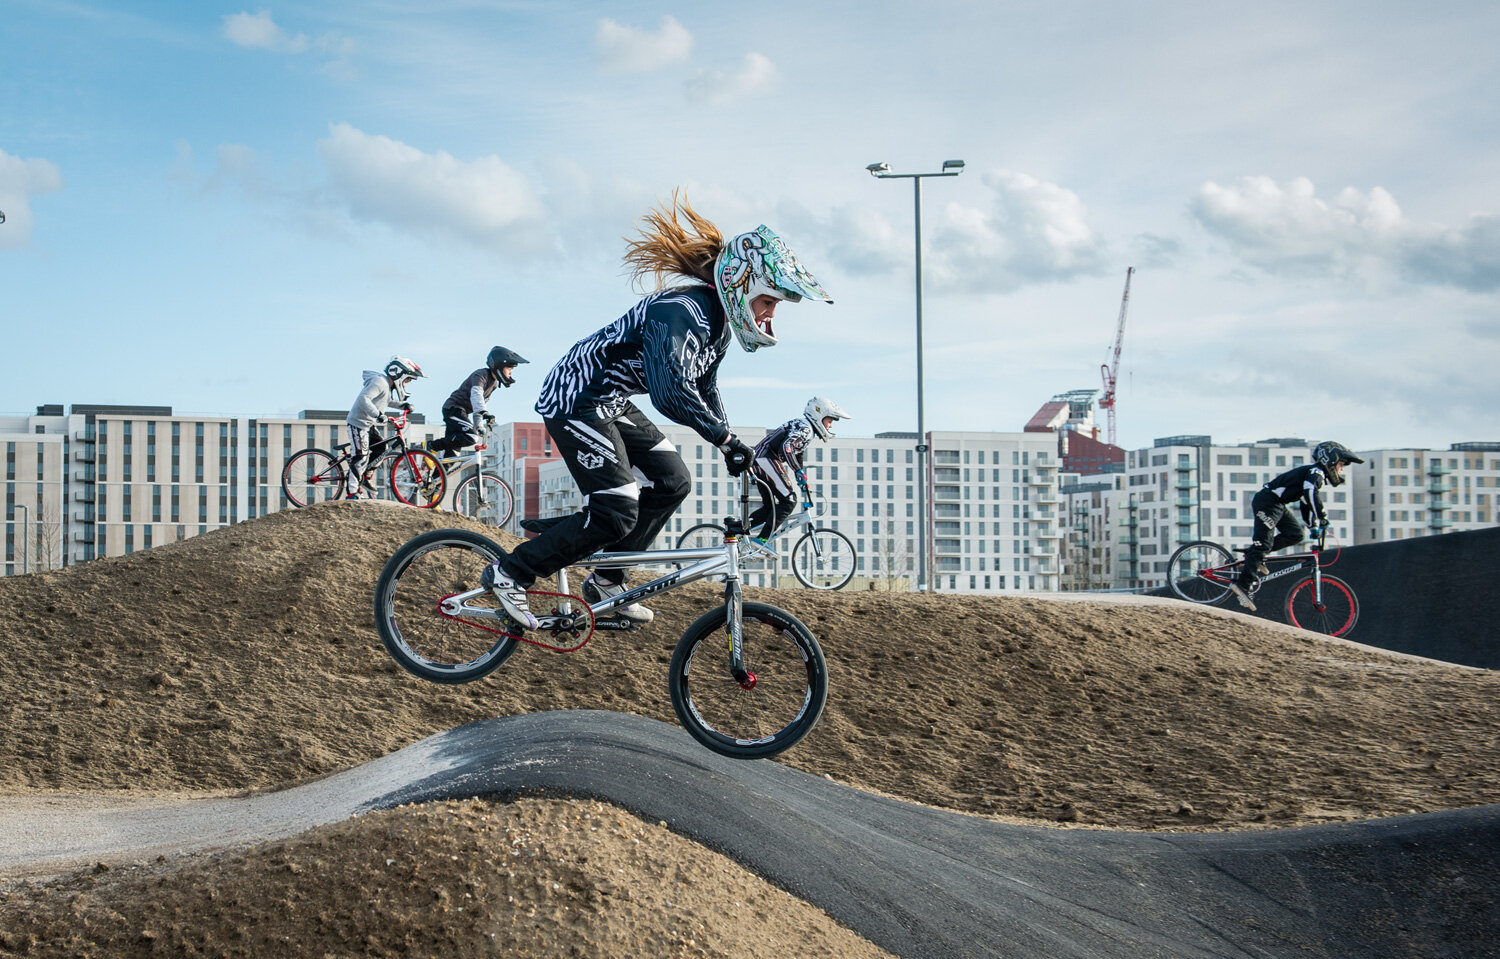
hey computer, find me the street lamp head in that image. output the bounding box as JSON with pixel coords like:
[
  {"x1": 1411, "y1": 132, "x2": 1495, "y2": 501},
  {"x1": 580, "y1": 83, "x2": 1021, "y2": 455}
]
[
  {"x1": 942, "y1": 159, "x2": 965, "y2": 174},
  {"x1": 866, "y1": 162, "x2": 891, "y2": 176}
]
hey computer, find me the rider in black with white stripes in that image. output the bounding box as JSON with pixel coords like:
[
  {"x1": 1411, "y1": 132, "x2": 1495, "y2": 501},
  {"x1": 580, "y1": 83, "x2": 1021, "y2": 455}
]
[{"x1": 481, "y1": 193, "x2": 832, "y2": 628}]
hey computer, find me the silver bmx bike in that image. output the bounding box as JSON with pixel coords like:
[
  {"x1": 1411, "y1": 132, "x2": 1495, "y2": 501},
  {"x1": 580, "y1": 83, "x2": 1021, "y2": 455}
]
[{"x1": 374, "y1": 474, "x2": 828, "y2": 759}]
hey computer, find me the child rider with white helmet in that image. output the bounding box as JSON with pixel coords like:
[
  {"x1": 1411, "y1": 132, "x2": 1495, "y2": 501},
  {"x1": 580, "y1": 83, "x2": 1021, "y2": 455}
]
[
  {"x1": 748, "y1": 396, "x2": 850, "y2": 541},
  {"x1": 344, "y1": 356, "x2": 424, "y2": 499}
]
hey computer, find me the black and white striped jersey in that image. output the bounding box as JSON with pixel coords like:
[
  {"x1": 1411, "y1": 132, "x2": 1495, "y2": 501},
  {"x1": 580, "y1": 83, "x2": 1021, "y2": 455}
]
[
  {"x1": 534, "y1": 285, "x2": 732, "y2": 445},
  {"x1": 753, "y1": 417, "x2": 813, "y2": 472},
  {"x1": 1261, "y1": 464, "x2": 1330, "y2": 526}
]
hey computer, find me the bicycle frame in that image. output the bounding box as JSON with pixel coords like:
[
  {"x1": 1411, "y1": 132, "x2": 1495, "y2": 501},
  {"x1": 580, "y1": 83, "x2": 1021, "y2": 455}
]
[
  {"x1": 1203, "y1": 533, "x2": 1333, "y2": 604},
  {"x1": 441, "y1": 474, "x2": 761, "y2": 678}
]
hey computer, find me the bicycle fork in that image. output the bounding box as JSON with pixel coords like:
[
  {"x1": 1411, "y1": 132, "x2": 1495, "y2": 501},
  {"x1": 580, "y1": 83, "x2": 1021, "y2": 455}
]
[{"x1": 722, "y1": 534, "x2": 754, "y2": 690}]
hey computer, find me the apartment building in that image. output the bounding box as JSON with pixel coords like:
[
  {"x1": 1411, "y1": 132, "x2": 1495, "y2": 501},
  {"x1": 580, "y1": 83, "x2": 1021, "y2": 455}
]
[
  {"x1": 530, "y1": 424, "x2": 1062, "y2": 594},
  {"x1": 0, "y1": 404, "x2": 437, "y2": 572},
  {"x1": 1350, "y1": 443, "x2": 1500, "y2": 542}
]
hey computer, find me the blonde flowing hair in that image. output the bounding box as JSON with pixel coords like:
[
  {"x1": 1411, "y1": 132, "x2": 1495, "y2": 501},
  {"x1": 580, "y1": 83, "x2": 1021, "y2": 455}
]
[{"x1": 621, "y1": 190, "x2": 724, "y2": 291}]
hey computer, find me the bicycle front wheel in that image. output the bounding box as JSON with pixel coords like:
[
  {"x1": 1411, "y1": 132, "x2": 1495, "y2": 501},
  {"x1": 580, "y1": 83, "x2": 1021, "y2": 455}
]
[
  {"x1": 453, "y1": 473, "x2": 514, "y2": 526},
  {"x1": 390, "y1": 450, "x2": 447, "y2": 508},
  {"x1": 790, "y1": 528, "x2": 856, "y2": 590},
  {"x1": 1285, "y1": 574, "x2": 1359, "y2": 637},
  {"x1": 282, "y1": 449, "x2": 344, "y2": 507},
  {"x1": 1166, "y1": 541, "x2": 1235, "y2": 604},
  {"x1": 374, "y1": 528, "x2": 520, "y2": 683},
  {"x1": 669, "y1": 601, "x2": 827, "y2": 760},
  {"x1": 676, "y1": 523, "x2": 727, "y2": 549}
]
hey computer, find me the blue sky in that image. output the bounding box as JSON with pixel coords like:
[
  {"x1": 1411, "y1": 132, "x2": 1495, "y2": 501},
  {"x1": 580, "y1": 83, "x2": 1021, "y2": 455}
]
[{"x1": 3, "y1": 0, "x2": 1498, "y2": 452}]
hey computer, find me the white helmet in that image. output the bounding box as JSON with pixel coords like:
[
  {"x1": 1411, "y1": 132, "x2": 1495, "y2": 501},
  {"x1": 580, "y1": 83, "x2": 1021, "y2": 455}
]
[
  {"x1": 713, "y1": 225, "x2": 832, "y2": 353},
  {"x1": 804, "y1": 396, "x2": 850, "y2": 441},
  {"x1": 384, "y1": 355, "x2": 425, "y2": 402}
]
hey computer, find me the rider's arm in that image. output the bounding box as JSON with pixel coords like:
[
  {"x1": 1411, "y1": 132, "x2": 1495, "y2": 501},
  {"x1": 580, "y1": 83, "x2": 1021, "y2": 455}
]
[
  {"x1": 1299, "y1": 469, "x2": 1329, "y2": 528},
  {"x1": 641, "y1": 298, "x2": 733, "y2": 446}
]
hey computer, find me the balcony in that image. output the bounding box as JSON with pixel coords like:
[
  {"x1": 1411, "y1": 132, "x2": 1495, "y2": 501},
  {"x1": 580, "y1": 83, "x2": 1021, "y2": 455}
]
[
  {"x1": 72, "y1": 489, "x2": 95, "y2": 504},
  {"x1": 1427, "y1": 462, "x2": 1451, "y2": 477},
  {"x1": 72, "y1": 446, "x2": 96, "y2": 464},
  {"x1": 1175, "y1": 477, "x2": 1196, "y2": 490},
  {"x1": 933, "y1": 504, "x2": 962, "y2": 518},
  {"x1": 1175, "y1": 496, "x2": 1197, "y2": 508},
  {"x1": 1036, "y1": 524, "x2": 1062, "y2": 540},
  {"x1": 932, "y1": 485, "x2": 962, "y2": 501},
  {"x1": 934, "y1": 539, "x2": 962, "y2": 554},
  {"x1": 1429, "y1": 516, "x2": 1453, "y2": 530},
  {"x1": 70, "y1": 527, "x2": 95, "y2": 544},
  {"x1": 1428, "y1": 481, "x2": 1450, "y2": 497},
  {"x1": 933, "y1": 467, "x2": 961, "y2": 483}
]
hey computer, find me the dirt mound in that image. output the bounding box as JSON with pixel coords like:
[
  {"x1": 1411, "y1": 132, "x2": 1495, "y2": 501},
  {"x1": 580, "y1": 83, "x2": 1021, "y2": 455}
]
[
  {"x1": 3, "y1": 499, "x2": 1498, "y2": 829},
  {"x1": 0, "y1": 798, "x2": 895, "y2": 959}
]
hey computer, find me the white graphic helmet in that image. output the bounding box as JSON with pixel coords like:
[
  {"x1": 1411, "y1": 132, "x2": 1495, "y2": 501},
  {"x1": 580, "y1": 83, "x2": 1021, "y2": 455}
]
[
  {"x1": 384, "y1": 355, "x2": 425, "y2": 402},
  {"x1": 713, "y1": 225, "x2": 832, "y2": 353},
  {"x1": 804, "y1": 396, "x2": 850, "y2": 441}
]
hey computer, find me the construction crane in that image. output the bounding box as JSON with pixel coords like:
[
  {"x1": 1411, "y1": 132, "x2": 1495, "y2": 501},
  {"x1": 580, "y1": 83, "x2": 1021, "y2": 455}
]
[{"x1": 1098, "y1": 267, "x2": 1134, "y2": 447}]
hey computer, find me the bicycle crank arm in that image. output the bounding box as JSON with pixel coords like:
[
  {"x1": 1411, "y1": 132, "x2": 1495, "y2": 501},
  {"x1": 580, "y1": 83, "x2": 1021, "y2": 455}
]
[{"x1": 439, "y1": 589, "x2": 506, "y2": 619}]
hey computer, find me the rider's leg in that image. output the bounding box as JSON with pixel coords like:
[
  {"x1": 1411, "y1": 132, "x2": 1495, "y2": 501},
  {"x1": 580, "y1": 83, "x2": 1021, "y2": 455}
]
[
  {"x1": 598, "y1": 404, "x2": 691, "y2": 560},
  {"x1": 1233, "y1": 494, "x2": 1283, "y2": 610},
  {"x1": 485, "y1": 416, "x2": 639, "y2": 627},
  {"x1": 426, "y1": 405, "x2": 475, "y2": 455},
  {"x1": 344, "y1": 424, "x2": 370, "y2": 499},
  {"x1": 1269, "y1": 511, "x2": 1307, "y2": 553}
]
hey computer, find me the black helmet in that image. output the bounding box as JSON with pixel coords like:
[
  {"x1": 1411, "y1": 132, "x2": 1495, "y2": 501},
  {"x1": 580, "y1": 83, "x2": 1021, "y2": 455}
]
[
  {"x1": 1312, "y1": 441, "x2": 1364, "y2": 485},
  {"x1": 486, "y1": 346, "x2": 529, "y2": 387}
]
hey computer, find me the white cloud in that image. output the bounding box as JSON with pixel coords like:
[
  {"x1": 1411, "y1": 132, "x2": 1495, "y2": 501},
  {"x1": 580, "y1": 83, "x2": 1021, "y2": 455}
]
[
  {"x1": 1191, "y1": 175, "x2": 1500, "y2": 291},
  {"x1": 594, "y1": 15, "x2": 693, "y2": 73},
  {"x1": 686, "y1": 52, "x2": 778, "y2": 103},
  {"x1": 0, "y1": 149, "x2": 64, "y2": 249},
  {"x1": 315, "y1": 123, "x2": 550, "y2": 255},
  {"x1": 925, "y1": 170, "x2": 1109, "y2": 292},
  {"x1": 222, "y1": 10, "x2": 308, "y2": 53}
]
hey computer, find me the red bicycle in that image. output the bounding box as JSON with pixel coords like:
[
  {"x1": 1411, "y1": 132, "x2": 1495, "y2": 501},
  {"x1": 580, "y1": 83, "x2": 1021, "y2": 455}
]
[
  {"x1": 281, "y1": 408, "x2": 446, "y2": 509},
  {"x1": 1165, "y1": 528, "x2": 1359, "y2": 637}
]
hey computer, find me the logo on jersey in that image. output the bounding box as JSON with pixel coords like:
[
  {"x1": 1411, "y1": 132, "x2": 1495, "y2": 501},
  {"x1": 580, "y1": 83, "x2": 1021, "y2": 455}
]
[{"x1": 576, "y1": 451, "x2": 605, "y2": 470}]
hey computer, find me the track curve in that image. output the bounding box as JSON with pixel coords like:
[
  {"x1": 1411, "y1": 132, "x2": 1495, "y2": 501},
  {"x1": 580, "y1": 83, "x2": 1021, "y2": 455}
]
[{"x1": 5, "y1": 711, "x2": 1496, "y2": 959}]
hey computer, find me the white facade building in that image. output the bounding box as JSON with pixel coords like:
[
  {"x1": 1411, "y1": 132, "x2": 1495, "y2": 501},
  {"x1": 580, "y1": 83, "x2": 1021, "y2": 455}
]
[
  {"x1": 1350, "y1": 444, "x2": 1500, "y2": 542},
  {"x1": 531, "y1": 425, "x2": 1062, "y2": 594},
  {"x1": 1, "y1": 404, "x2": 437, "y2": 573}
]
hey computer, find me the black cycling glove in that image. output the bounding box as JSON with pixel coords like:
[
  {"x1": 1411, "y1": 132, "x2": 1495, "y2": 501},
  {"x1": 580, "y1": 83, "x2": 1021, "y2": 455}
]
[{"x1": 720, "y1": 438, "x2": 753, "y2": 477}]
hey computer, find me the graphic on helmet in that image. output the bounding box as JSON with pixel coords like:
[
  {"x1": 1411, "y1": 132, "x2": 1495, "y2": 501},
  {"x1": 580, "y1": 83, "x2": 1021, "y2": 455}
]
[
  {"x1": 804, "y1": 396, "x2": 850, "y2": 441},
  {"x1": 713, "y1": 225, "x2": 832, "y2": 353},
  {"x1": 487, "y1": 346, "x2": 529, "y2": 387},
  {"x1": 1312, "y1": 441, "x2": 1364, "y2": 486},
  {"x1": 385, "y1": 355, "x2": 425, "y2": 402}
]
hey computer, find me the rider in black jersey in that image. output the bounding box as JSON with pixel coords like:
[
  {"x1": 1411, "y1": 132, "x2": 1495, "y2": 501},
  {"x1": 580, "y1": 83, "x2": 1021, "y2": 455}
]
[
  {"x1": 749, "y1": 396, "x2": 849, "y2": 541},
  {"x1": 1228, "y1": 440, "x2": 1363, "y2": 610},
  {"x1": 425, "y1": 346, "x2": 528, "y2": 456},
  {"x1": 480, "y1": 194, "x2": 832, "y2": 628}
]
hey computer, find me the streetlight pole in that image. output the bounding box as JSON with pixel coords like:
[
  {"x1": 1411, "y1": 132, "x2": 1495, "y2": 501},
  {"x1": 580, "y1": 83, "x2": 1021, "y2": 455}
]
[{"x1": 866, "y1": 159, "x2": 965, "y2": 593}]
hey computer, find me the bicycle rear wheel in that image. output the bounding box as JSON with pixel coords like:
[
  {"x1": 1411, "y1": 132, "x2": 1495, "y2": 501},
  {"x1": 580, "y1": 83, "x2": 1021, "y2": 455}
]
[
  {"x1": 1285, "y1": 574, "x2": 1359, "y2": 637},
  {"x1": 390, "y1": 449, "x2": 446, "y2": 508},
  {"x1": 1166, "y1": 541, "x2": 1235, "y2": 604},
  {"x1": 676, "y1": 523, "x2": 727, "y2": 549},
  {"x1": 790, "y1": 528, "x2": 856, "y2": 590},
  {"x1": 669, "y1": 601, "x2": 827, "y2": 759},
  {"x1": 453, "y1": 472, "x2": 515, "y2": 526},
  {"x1": 374, "y1": 528, "x2": 520, "y2": 683},
  {"x1": 282, "y1": 449, "x2": 344, "y2": 507}
]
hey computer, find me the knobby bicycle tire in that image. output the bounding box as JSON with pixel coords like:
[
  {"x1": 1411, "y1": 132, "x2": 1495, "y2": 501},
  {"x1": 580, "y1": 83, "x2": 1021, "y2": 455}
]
[
  {"x1": 375, "y1": 528, "x2": 520, "y2": 683},
  {"x1": 1166, "y1": 540, "x2": 1236, "y2": 605},
  {"x1": 453, "y1": 472, "x2": 515, "y2": 526},
  {"x1": 790, "y1": 528, "x2": 856, "y2": 590},
  {"x1": 282, "y1": 449, "x2": 344, "y2": 507},
  {"x1": 1285, "y1": 574, "x2": 1359, "y2": 637},
  {"x1": 668, "y1": 601, "x2": 827, "y2": 759}
]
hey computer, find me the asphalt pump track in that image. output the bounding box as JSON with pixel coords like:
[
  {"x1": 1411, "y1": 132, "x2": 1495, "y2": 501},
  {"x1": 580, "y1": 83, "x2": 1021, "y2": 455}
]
[{"x1": 3, "y1": 711, "x2": 1495, "y2": 958}]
